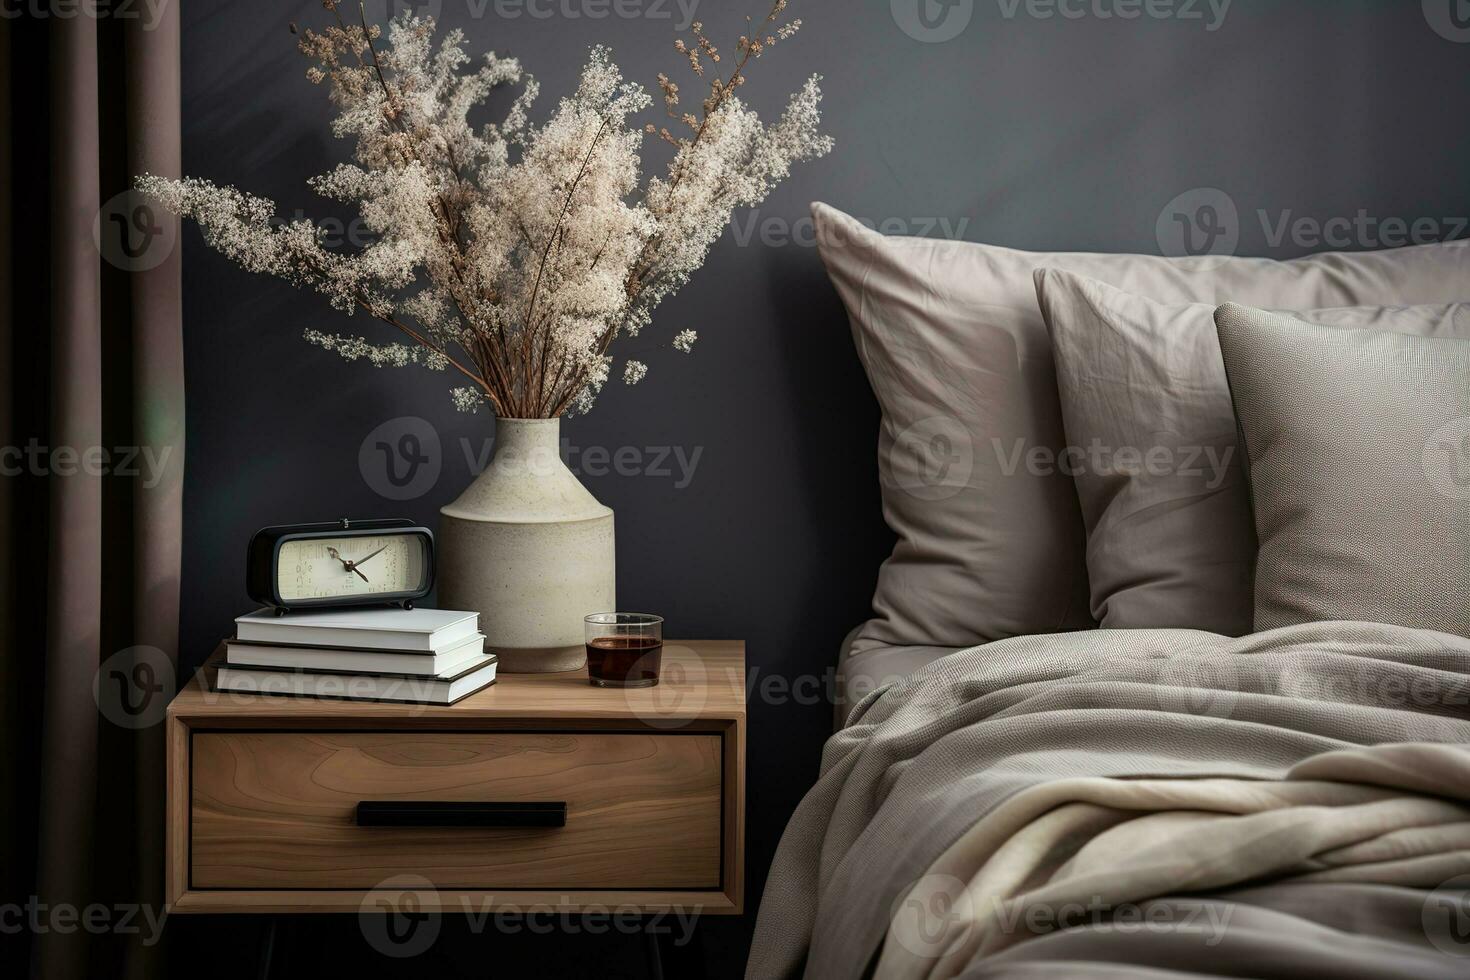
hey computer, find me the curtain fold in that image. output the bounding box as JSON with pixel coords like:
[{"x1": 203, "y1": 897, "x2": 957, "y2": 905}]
[
  {"x1": 37, "y1": 11, "x2": 106, "y2": 980},
  {"x1": 1, "y1": 6, "x2": 183, "y2": 979},
  {"x1": 0, "y1": 21, "x2": 15, "y2": 969},
  {"x1": 122, "y1": 7, "x2": 185, "y2": 977}
]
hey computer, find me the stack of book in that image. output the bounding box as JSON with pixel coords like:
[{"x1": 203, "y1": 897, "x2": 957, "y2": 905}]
[{"x1": 215, "y1": 607, "x2": 497, "y2": 705}]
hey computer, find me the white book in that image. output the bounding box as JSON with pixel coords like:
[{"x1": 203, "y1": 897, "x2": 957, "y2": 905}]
[
  {"x1": 215, "y1": 654, "x2": 498, "y2": 706},
  {"x1": 234, "y1": 607, "x2": 480, "y2": 652},
  {"x1": 226, "y1": 633, "x2": 486, "y2": 677}
]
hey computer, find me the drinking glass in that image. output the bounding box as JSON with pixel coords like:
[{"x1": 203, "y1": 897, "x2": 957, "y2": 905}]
[{"x1": 584, "y1": 613, "x2": 664, "y2": 688}]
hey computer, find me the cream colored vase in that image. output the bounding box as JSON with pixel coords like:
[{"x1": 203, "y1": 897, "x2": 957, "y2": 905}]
[{"x1": 437, "y1": 418, "x2": 615, "y2": 673}]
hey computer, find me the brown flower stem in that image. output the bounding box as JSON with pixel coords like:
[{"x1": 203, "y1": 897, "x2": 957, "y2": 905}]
[
  {"x1": 475, "y1": 331, "x2": 517, "y2": 411},
  {"x1": 353, "y1": 297, "x2": 499, "y2": 411},
  {"x1": 518, "y1": 115, "x2": 610, "y2": 415},
  {"x1": 523, "y1": 118, "x2": 610, "y2": 349},
  {"x1": 343, "y1": 0, "x2": 489, "y2": 379},
  {"x1": 355, "y1": 2, "x2": 398, "y2": 109},
  {"x1": 622, "y1": 1, "x2": 786, "y2": 302}
]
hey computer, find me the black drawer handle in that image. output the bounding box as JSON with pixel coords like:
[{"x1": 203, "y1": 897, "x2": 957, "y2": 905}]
[{"x1": 356, "y1": 801, "x2": 567, "y2": 828}]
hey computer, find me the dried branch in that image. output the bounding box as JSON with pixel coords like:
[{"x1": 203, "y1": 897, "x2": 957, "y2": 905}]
[{"x1": 136, "y1": 0, "x2": 830, "y2": 418}]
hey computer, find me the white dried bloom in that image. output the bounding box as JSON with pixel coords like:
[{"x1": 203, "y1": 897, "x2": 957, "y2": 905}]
[
  {"x1": 625, "y1": 77, "x2": 832, "y2": 343},
  {"x1": 569, "y1": 356, "x2": 612, "y2": 415},
  {"x1": 137, "y1": 5, "x2": 830, "y2": 418},
  {"x1": 450, "y1": 386, "x2": 485, "y2": 412},
  {"x1": 304, "y1": 329, "x2": 449, "y2": 370}
]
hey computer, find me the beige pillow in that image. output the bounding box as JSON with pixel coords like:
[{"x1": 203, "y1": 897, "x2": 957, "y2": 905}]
[
  {"x1": 812, "y1": 201, "x2": 1470, "y2": 652},
  {"x1": 1035, "y1": 268, "x2": 1470, "y2": 634},
  {"x1": 1216, "y1": 303, "x2": 1470, "y2": 636}
]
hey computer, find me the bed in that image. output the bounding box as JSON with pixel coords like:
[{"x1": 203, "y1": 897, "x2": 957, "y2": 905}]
[
  {"x1": 761, "y1": 623, "x2": 1470, "y2": 978},
  {"x1": 755, "y1": 205, "x2": 1470, "y2": 979},
  {"x1": 832, "y1": 625, "x2": 964, "y2": 730}
]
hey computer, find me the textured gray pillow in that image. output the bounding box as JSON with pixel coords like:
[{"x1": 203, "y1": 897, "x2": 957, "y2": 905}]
[
  {"x1": 1216, "y1": 303, "x2": 1470, "y2": 637},
  {"x1": 812, "y1": 201, "x2": 1470, "y2": 652},
  {"x1": 1036, "y1": 268, "x2": 1470, "y2": 635}
]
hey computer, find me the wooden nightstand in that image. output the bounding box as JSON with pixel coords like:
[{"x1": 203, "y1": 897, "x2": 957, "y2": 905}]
[{"x1": 165, "y1": 640, "x2": 745, "y2": 918}]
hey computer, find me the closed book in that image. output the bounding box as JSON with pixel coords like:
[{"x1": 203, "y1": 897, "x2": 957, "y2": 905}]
[
  {"x1": 234, "y1": 607, "x2": 479, "y2": 652},
  {"x1": 225, "y1": 633, "x2": 486, "y2": 677},
  {"x1": 214, "y1": 654, "x2": 498, "y2": 706}
]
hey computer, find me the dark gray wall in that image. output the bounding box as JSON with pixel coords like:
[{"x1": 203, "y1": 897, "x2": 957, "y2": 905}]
[{"x1": 176, "y1": 1, "x2": 1470, "y2": 974}]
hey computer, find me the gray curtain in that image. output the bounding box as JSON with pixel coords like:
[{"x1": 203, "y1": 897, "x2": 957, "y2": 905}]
[{"x1": 1, "y1": 4, "x2": 184, "y2": 978}]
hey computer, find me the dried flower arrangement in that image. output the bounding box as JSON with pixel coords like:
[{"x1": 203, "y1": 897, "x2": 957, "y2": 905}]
[{"x1": 137, "y1": 0, "x2": 831, "y2": 418}]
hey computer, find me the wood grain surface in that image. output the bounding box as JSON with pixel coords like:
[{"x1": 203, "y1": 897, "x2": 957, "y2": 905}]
[
  {"x1": 191, "y1": 731, "x2": 722, "y2": 890},
  {"x1": 166, "y1": 640, "x2": 746, "y2": 913},
  {"x1": 170, "y1": 641, "x2": 746, "y2": 724}
]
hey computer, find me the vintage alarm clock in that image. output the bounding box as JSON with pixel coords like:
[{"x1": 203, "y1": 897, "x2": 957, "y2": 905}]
[{"x1": 246, "y1": 519, "x2": 435, "y2": 612}]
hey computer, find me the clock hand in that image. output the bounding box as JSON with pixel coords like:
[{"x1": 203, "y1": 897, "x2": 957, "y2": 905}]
[
  {"x1": 352, "y1": 545, "x2": 388, "y2": 568},
  {"x1": 328, "y1": 546, "x2": 370, "y2": 582}
]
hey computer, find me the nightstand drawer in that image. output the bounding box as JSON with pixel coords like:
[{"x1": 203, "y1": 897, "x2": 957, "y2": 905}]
[{"x1": 190, "y1": 731, "x2": 722, "y2": 890}]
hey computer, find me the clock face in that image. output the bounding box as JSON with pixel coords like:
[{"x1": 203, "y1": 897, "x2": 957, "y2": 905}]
[{"x1": 275, "y1": 533, "x2": 428, "y2": 602}]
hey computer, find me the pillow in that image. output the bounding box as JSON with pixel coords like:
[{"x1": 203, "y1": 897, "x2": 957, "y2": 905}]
[
  {"x1": 811, "y1": 201, "x2": 1470, "y2": 652},
  {"x1": 1035, "y1": 267, "x2": 1470, "y2": 634},
  {"x1": 1215, "y1": 303, "x2": 1470, "y2": 636}
]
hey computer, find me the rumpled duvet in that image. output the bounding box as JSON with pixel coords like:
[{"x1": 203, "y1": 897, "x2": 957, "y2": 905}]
[{"x1": 747, "y1": 623, "x2": 1470, "y2": 979}]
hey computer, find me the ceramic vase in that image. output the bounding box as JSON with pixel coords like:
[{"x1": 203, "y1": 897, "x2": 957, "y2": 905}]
[{"x1": 437, "y1": 417, "x2": 615, "y2": 672}]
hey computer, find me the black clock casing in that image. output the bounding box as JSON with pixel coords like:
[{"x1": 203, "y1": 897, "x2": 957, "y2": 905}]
[{"x1": 246, "y1": 518, "x2": 436, "y2": 612}]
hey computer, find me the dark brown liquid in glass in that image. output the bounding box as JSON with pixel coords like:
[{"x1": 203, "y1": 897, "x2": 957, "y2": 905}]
[{"x1": 586, "y1": 635, "x2": 662, "y2": 686}]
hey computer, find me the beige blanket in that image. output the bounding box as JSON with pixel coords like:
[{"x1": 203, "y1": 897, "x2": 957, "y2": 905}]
[
  {"x1": 747, "y1": 623, "x2": 1470, "y2": 979},
  {"x1": 881, "y1": 744, "x2": 1470, "y2": 978}
]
